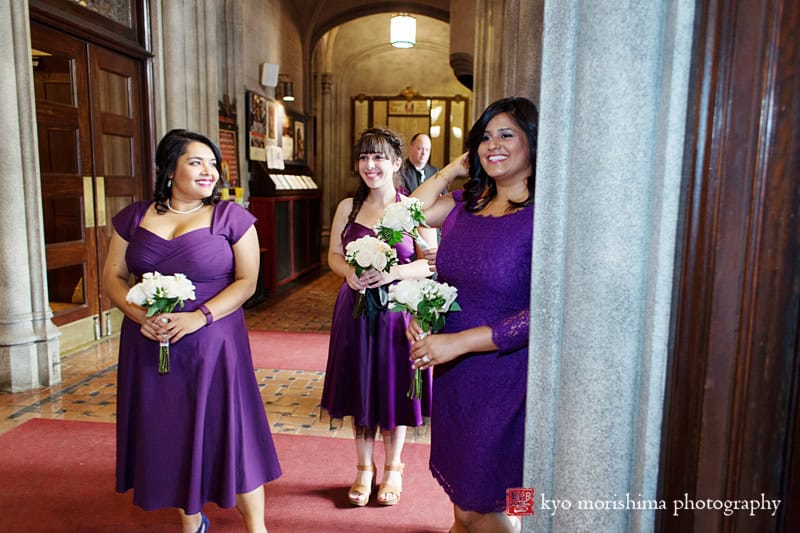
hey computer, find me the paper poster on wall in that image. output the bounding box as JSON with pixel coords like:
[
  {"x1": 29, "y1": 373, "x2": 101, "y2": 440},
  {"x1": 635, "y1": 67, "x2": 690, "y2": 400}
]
[
  {"x1": 267, "y1": 101, "x2": 277, "y2": 143},
  {"x1": 293, "y1": 119, "x2": 306, "y2": 162},
  {"x1": 218, "y1": 129, "x2": 239, "y2": 186},
  {"x1": 247, "y1": 91, "x2": 267, "y2": 162},
  {"x1": 281, "y1": 113, "x2": 293, "y2": 161}
]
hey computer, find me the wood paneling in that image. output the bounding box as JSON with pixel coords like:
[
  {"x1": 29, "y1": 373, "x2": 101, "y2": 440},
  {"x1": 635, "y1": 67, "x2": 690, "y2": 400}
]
[{"x1": 658, "y1": 0, "x2": 800, "y2": 531}]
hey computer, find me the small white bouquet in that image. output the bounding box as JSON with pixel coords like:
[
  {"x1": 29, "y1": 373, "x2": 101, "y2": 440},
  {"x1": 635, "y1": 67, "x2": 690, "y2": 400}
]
[
  {"x1": 389, "y1": 278, "x2": 461, "y2": 399},
  {"x1": 345, "y1": 235, "x2": 399, "y2": 319},
  {"x1": 126, "y1": 271, "x2": 196, "y2": 374},
  {"x1": 374, "y1": 197, "x2": 431, "y2": 251}
]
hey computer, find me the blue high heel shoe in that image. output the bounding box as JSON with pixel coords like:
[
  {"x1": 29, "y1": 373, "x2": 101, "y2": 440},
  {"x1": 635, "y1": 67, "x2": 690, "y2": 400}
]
[{"x1": 196, "y1": 513, "x2": 209, "y2": 533}]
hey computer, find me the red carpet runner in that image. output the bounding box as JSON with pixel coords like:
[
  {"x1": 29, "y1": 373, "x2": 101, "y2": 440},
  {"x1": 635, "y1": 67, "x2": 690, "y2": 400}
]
[
  {"x1": 0, "y1": 419, "x2": 452, "y2": 532},
  {"x1": 249, "y1": 330, "x2": 330, "y2": 371}
]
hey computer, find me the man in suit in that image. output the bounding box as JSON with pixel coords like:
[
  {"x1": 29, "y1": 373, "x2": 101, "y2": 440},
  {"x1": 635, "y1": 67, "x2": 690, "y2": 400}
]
[{"x1": 399, "y1": 133, "x2": 439, "y2": 193}]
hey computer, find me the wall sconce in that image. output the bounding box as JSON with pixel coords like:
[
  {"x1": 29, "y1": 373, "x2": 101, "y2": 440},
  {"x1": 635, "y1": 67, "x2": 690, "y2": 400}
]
[
  {"x1": 390, "y1": 14, "x2": 416, "y2": 48},
  {"x1": 277, "y1": 74, "x2": 295, "y2": 102}
]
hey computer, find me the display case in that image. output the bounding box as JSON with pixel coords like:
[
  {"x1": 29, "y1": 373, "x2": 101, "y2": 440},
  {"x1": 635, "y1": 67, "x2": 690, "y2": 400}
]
[{"x1": 248, "y1": 161, "x2": 321, "y2": 291}]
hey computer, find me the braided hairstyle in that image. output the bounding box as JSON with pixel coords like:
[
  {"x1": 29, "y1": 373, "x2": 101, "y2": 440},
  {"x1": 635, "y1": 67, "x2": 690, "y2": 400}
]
[
  {"x1": 153, "y1": 129, "x2": 222, "y2": 214},
  {"x1": 463, "y1": 97, "x2": 538, "y2": 212},
  {"x1": 342, "y1": 127, "x2": 404, "y2": 240}
]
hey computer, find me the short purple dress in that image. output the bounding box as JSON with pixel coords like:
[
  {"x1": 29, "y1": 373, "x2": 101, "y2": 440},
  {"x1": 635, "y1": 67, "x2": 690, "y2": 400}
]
[
  {"x1": 321, "y1": 221, "x2": 432, "y2": 430},
  {"x1": 113, "y1": 200, "x2": 281, "y2": 514},
  {"x1": 430, "y1": 190, "x2": 532, "y2": 513}
]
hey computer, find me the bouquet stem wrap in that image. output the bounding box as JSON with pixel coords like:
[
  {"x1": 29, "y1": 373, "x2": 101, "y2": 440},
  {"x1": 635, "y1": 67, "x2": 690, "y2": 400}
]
[
  {"x1": 414, "y1": 236, "x2": 430, "y2": 251},
  {"x1": 158, "y1": 338, "x2": 171, "y2": 374},
  {"x1": 407, "y1": 331, "x2": 429, "y2": 400}
]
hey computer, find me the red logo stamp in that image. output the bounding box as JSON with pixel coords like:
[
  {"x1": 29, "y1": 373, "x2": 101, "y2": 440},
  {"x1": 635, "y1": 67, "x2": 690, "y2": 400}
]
[{"x1": 507, "y1": 487, "x2": 535, "y2": 516}]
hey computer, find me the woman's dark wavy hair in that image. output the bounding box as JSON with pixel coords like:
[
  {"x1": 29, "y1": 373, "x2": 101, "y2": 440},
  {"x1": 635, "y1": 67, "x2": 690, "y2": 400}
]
[
  {"x1": 153, "y1": 129, "x2": 222, "y2": 214},
  {"x1": 463, "y1": 96, "x2": 538, "y2": 212},
  {"x1": 343, "y1": 127, "x2": 404, "y2": 240}
]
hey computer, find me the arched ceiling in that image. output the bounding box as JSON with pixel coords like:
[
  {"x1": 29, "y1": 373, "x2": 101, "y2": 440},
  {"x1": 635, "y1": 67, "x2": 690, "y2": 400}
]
[
  {"x1": 325, "y1": 13, "x2": 459, "y2": 97},
  {"x1": 284, "y1": 0, "x2": 450, "y2": 52}
]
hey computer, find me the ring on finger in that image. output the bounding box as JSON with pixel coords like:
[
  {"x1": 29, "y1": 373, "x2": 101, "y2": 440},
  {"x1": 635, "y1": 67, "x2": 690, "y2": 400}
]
[{"x1": 421, "y1": 355, "x2": 430, "y2": 364}]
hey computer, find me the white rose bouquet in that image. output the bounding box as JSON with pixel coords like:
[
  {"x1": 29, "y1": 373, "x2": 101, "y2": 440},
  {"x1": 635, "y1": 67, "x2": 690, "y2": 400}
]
[
  {"x1": 344, "y1": 235, "x2": 399, "y2": 321},
  {"x1": 389, "y1": 278, "x2": 461, "y2": 399},
  {"x1": 374, "y1": 197, "x2": 431, "y2": 251},
  {"x1": 126, "y1": 271, "x2": 196, "y2": 374}
]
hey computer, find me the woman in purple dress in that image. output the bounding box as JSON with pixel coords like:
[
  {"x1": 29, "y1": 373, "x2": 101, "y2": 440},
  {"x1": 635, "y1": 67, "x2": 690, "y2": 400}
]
[
  {"x1": 321, "y1": 128, "x2": 436, "y2": 507},
  {"x1": 408, "y1": 97, "x2": 537, "y2": 532},
  {"x1": 103, "y1": 129, "x2": 281, "y2": 533}
]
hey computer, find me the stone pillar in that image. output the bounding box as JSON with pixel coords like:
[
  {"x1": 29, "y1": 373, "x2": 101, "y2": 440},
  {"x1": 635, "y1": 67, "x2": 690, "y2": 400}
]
[
  {"x1": 471, "y1": 0, "x2": 505, "y2": 114},
  {"x1": 218, "y1": 0, "x2": 247, "y2": 196},
  {"x1": 502, "y1": 0, "x2": 543, "y2": 104},
  {"x1": 0, "y1": 0, "x2": 61, "y2": 392},
  {"x1": 470, "y1": 0, "x2": 543, "y2": 110},
  {"x1": 524, "y1": 2, "x2": 695, "y2": 531},
  {"x1": 151, "y1": 0, "x2": 220, "y2": 138},
  {"x1": 319, "y1": 72, "x2": 336, "y2": 245}
]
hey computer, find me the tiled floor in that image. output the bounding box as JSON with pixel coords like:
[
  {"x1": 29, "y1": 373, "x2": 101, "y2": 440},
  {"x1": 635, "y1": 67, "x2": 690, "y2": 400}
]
[{"x1": 0, "y1": 263, "x2": 429, "y2": 445}]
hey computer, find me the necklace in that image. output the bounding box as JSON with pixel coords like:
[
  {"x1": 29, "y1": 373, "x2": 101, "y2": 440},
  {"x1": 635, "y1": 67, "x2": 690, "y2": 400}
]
[{"x1": 166, "y1": 199, "x2": 205, "y2": 215}]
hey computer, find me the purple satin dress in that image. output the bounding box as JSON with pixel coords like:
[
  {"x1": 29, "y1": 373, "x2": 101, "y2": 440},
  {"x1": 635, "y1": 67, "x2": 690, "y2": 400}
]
[
  {"x1": 430, "y1": 190, "x2": 532, "y2": 513},
  {"x1": 113, "y1": 200, "x2": 281, "y2": 513},
  {"x1": 321, "y1": 221, "x2": 432, "y2": 430}
]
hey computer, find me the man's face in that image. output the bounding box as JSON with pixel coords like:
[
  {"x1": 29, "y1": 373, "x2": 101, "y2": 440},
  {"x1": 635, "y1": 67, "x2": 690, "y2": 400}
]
[{"x1": 409, "y1": 135, "x2": 432, "y2": 169}]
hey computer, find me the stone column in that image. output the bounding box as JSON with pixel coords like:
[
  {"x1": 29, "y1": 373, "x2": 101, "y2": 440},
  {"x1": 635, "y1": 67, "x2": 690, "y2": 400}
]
[
  {"x1": 151, "y1": 0, "x2": 220, "y2": 138},
  {"x1": 470, "y1": 0, "x2": 543, "y2": 109},
  {"x1": 0, "y1": 0, "x2": 61, "y2": 392},
  {"x1": 524, "y1": 1, "x2": 695, "y2": 531},
  {"x1": 319, "y1": 72, "x2": 335, "y2": 244},
  {"x1": 218, "y1": 0, "x2": 247, "y2": 196},
  {"x1": 502, "y1": 0, "x2": 543, "y2": 104},
  {"x1": 471, "y1": 0, "x2": 505, "y2": 114}
]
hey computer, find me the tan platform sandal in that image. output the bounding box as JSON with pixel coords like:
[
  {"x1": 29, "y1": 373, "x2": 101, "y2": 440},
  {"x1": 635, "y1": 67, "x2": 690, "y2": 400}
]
[
  {"x1": 377, "y1": 463, "x2": 404, "y2": 506},
  {"x1": 348, "y1": 463, "x2": 376, "y2": 507}
]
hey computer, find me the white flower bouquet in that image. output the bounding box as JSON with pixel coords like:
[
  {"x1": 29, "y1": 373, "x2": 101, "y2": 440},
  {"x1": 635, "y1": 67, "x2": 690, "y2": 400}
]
[
  {"x1": 126, "y1": 271, "x2": 196, "y2": 374},
  {"x1": 374, "y1": 197, "x2": 431, "y2": 251},
  {"x1": 345, "y1": 235, "x2": 399, "y2": 319},
  {"x1": 389, "y1": 278, "x2": 461, "y2": 399}
]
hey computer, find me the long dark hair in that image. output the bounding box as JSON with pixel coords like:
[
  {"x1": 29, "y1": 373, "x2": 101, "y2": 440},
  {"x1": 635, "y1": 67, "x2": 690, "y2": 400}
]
[
  {"x1": 153, "y1": 129, "x2": 222, "y2": 214},
  {"x1": 463, "y1": 97, "x2": 538, "y2": 212},
  {"x1": 342, "y1": 127, "x2": 403, "y2": 240}
]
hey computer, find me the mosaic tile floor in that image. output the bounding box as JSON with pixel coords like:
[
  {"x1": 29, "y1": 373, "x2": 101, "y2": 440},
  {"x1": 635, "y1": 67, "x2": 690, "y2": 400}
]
[{"x1": 0, "y1": 264, "x2": 430, "y2": 446}]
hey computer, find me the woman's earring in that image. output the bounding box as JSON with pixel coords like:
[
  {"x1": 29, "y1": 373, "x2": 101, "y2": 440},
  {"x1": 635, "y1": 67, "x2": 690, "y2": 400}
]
[{"x1": 167, "y1": 179, "x2": 172, "y2": 188}]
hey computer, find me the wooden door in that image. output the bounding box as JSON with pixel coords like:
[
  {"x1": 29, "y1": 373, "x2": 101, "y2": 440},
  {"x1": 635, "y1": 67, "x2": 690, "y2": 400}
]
[
  {"x1": 87, "y1": 44, "x2": 146, "y2": 319},
  {"x1": 31, "y1": 22, "x2": 145, "y2": 333},
  {"x1": 657, "y1": 0, "x2": 800, "y2": 530}
]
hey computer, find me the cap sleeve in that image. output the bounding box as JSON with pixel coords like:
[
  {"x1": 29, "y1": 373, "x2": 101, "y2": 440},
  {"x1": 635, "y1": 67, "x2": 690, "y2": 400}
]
[
  {"x1": 111, "y1": 201, "x2": 150, "y2": 241},
  {"x1": 213, "y1": 201, "x2": 257, "y2": 244}
]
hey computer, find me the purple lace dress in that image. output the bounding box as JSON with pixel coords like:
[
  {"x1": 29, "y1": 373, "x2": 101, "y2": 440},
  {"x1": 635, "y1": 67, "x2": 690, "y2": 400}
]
[
  {"x1": 113, "y1": 200, "x2": 281, "y2": 513},
  {"x1": 321, "y1": 221, "x2": 432, "y2": 430},
  {"x1": 430, "y1": 190, "x2": 532, "y2": 513}
]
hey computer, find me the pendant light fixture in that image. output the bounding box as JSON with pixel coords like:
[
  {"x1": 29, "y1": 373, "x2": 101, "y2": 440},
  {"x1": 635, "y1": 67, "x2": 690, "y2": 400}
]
[
  {"x1": 277, "y1": 74, "x2": 295, "y2": 102},
  {"x1": 390, "y1": 14, "x2": 416, "y2": 48}
]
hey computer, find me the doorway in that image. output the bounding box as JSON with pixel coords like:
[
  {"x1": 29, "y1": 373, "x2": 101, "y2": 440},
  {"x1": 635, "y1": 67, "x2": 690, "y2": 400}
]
[{"x1": 31, "y1": 21, "x2": 146, "y2": 346}]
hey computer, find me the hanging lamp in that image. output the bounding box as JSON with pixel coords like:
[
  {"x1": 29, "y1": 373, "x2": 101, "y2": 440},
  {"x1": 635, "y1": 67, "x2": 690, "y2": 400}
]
[{"x1": 390, "y1": 14, "x2": 416, "y2": 48}]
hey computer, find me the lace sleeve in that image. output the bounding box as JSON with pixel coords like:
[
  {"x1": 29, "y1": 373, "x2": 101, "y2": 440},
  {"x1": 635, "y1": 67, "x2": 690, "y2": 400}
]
[{"x1": 490, "y1": 308, "x2": 530, "y2": 354}]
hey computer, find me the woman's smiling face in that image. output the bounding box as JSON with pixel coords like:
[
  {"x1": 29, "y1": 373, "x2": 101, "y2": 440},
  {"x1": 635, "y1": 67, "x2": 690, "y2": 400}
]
[
  {"x1": 477, "y1": 112, "x2": 532, "y2": 184},
  {"x1": 171, "y1": 141, "x2": 219, "y2": 200},
  {"x1": 358, "y1": 151, "x2": 400, "y2": 189}
]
